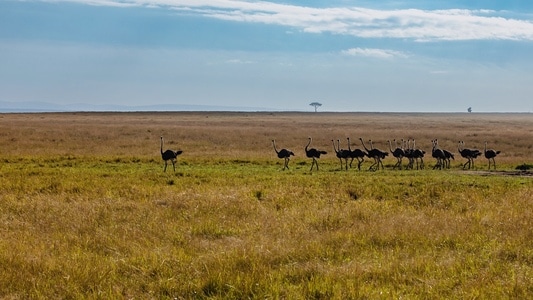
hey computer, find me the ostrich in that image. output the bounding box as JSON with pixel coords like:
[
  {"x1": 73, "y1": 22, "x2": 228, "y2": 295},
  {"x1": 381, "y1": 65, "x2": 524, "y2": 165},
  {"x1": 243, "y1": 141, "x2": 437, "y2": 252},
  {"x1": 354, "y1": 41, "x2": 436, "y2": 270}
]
[
  {"x1": 404, "y1": 139, "x2": 422, "y2": 170},
  {"x1": 359, "y1": 138, "x2": 388, "y2": 171},
  {"x1": 458, "y1": 141, "x2": 481, "y2": 169},
  {"x1": 305, "y1": 137, "x2": 327, "y2": 171},
  {"x1": 411, "y1": 140, "x2": 426, "y2": 170},
  {"x1": 332, "y1": 139, "x2": 350, "y2": 170},
  {"x1": 272, "y1": 140, "x2": 294, "y2": 170},
  {"x1": 484, "y1": 141, "x2": 501, "y2": 170},
  {"x1": 431, "y1": 139, "x2": 446, "y2": 170},
  {"x1": 347, "y1": 137, "x2": 366, "y2": 170},
  {"x1": 369, "y1": 140, "x2": 389, "y2": 170},
  {"x1": 160, "y1": 136, "x2": 183, "y2": 172},
  {"x1": 388, "y1": 139, "x2": 405, "y2": 170},
  {"x1": 403, "y1": 139, "x2": 415, "y2": 169},
  {"x1": 458, "y1": 141, "x2": 473, "y2": 169},
  {"x1": 443, "y1": 149, "x2": 455, "y2": 169},
  {"x1": 466, "y1": 141, "x2": 482, "y2": 167}
]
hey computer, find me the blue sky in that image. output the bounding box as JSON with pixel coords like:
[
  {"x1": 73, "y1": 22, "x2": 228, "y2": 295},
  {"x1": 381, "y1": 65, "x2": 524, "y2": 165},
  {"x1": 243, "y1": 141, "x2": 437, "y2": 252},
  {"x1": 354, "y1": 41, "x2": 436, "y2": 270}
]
[{"x1": 1, "y1": 0, "x2": 533, "y2": 112}]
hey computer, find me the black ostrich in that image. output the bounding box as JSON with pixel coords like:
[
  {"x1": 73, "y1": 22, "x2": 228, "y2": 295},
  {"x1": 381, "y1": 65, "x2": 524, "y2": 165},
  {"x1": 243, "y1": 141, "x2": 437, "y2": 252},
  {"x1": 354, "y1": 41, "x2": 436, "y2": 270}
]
[
  {"x1": 369, "y1": 140, "x2": 389, "y2": 168},
  {"x1": 458, "y1": 141, "x2": 473, "y2": 169},
  {"x1": 411, "y1": 140, "x2": 426, "y2": 170},
  {"x1": 359, "y1": 138, "x2": 388, "y2": 171},
  {"x1": 160, "y1": 136, "x2": 183, "y2": 172},
  {"x1": 404, "y1": 139, "x2": 425, "y2": 170},
  {"x1": 458, "y1": 141, "x2": 481, "y2": 169},
  {"x1": 431, "y1": 139, "x2": 446, "y2": 170},
  {"x1": 347, "y1": 137, "x2": 366, "y2": 170},
  {"x1": 305, "y1": 137, "x2": 327, "y2": 171},
  {"x1": 272, "y1": 140, "x2": 294, "y2": 170},
  {"x1": 484, "y1": 141, "x2": 501, "y2": 170},
  {"x1": 332, "y1": 139, "x2": 350, "y2": 170},
  {"x1": 443, "y1": 149, "x2": 455, "y2": 169},
  {"x1": 388, "y1": 139, "x2": 405, "y2": 170},
  {"x1": 403, "y1": 140, "x2": 415, "y2": 169}
]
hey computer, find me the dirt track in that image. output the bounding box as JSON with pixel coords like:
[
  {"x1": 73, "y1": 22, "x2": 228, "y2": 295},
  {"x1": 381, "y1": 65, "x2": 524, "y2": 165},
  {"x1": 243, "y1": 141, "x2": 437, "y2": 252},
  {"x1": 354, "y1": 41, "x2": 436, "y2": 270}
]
[{"x1": 460, "y1": 170, "x2": 533, "y2": 177}]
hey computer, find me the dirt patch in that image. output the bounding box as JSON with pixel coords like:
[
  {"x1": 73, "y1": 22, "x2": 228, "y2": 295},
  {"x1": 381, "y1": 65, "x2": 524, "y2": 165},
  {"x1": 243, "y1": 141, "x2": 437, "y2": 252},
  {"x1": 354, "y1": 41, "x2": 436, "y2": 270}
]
[{"x1": 460, "y1": 170, "x2": 533, "y2": 177}]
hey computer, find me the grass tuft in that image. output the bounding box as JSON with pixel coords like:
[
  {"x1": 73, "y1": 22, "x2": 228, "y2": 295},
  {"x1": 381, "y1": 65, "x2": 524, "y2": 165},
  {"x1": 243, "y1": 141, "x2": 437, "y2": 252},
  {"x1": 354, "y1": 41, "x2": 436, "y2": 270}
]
[
  {"x1": 515, "y1": 163, "x2": 533, "y2": 170},
  {"x1": 254, "y1": 190, "x2": 264, "y2": 200},
  {"x1": 347, "y1": 189, "x2": 359, "y2": 200}
]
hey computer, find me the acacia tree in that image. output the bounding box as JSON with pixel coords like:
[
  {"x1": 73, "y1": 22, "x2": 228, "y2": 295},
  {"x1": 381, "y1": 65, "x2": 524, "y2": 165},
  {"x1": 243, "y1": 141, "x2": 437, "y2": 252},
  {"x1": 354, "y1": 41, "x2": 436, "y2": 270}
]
[{"x1": 309, "y1": 102, "x2": 322, "y2": 112}]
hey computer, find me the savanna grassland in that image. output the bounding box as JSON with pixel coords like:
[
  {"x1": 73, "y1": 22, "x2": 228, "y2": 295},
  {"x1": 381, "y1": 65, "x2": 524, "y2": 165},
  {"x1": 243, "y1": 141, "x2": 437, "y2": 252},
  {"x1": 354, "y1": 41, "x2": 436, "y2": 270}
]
[{"x1": 0, "y1": 112, "x2": 532, "y2": 299}]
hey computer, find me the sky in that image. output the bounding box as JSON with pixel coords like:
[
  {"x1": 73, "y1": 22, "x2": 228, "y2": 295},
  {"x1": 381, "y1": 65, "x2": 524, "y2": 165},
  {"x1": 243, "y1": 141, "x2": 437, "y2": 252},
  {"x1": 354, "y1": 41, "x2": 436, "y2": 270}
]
[{"x1": 1, "y1": 0, "x2": 533, "y2": 112}]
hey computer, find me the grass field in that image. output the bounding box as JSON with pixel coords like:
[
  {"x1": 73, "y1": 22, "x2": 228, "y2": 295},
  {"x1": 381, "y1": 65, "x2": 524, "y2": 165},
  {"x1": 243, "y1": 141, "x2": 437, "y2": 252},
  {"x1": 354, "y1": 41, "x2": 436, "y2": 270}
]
[{"x1": 0, "y1": 112, "x2": 532, "y2": 299}]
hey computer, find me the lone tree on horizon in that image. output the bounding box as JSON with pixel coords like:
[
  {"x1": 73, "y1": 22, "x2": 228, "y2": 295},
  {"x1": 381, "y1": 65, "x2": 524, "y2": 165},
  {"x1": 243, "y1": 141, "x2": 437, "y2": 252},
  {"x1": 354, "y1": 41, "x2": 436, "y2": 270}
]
[{"x1": 309, "y1": 102, "x2": 322, "y2": 112}]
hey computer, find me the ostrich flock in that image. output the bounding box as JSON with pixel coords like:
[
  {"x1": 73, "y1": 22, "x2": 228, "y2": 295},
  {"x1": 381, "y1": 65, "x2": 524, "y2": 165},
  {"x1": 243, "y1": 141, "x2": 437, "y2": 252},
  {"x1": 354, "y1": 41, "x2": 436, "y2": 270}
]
[
  {"x1": 160, "y1": 135, "x2": 501, "y2": 172},
  {"x1": 272, "y1": 137, "x2": 501, "y2": 172}
]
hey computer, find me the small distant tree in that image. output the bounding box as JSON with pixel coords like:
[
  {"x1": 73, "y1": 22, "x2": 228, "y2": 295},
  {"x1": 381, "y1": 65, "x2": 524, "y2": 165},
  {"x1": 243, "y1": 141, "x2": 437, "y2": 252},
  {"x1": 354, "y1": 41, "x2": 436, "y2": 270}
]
[
  {"x1": 309, "y1": 102, "x2": 322, "y2": 112},
  {"x1": 467, "y1": 107, "x2": 472, "y2": 113}
]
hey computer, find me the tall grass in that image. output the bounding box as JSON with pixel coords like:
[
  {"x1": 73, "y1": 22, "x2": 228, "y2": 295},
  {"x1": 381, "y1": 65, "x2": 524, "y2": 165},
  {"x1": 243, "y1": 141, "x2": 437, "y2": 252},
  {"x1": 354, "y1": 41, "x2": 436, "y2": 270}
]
[{"x1": 0, "y1": 112, "x2": 532, "y2": 298}]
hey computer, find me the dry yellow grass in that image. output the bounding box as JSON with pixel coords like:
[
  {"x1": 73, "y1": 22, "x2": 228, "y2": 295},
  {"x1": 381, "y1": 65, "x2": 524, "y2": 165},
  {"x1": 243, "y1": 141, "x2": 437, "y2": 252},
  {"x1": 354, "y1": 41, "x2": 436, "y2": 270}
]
[
  {"x1": 0, "y1": 112, "x2": 531, "y2": 298},
  {"x1": 1, "y1": 112, "x2": 531, "y2": 163}
]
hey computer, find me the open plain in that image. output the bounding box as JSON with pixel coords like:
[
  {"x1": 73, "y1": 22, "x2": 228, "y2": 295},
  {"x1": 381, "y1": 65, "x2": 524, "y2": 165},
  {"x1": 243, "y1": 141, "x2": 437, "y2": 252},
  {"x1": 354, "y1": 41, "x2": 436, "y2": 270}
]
[{"x1": 0, "y1": 112, "x2": 532, "y2": 299}]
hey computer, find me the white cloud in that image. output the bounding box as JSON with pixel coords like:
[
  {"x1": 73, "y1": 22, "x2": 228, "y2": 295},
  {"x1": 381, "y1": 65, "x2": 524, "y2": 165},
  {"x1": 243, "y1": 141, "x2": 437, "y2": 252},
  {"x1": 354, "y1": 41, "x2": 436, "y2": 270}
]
[
  {"x1": 41, "y1": 0, "x2": 139, "y2": 7},
  {"x1": 341, "y1": 48, "x2": 407, "y2": 59},
  {"x1": 31, "y1": 0, "x2": 533, "y2": 41}
]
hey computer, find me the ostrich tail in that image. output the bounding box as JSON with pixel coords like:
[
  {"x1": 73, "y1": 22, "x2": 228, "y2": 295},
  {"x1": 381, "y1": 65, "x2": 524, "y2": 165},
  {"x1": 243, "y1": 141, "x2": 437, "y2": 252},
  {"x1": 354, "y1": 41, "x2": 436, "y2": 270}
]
[
  {"x1": 496, "y1": 151, "x2": 501, "y2": 154},
  {"x1": 320, "y1": 151, "x2": 327, "y2": 155}
]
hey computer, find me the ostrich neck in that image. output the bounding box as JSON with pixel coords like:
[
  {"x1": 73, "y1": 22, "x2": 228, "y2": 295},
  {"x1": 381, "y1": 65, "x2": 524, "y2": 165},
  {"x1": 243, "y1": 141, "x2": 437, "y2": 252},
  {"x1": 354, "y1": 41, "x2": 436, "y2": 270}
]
[
  {"x1": 305, "y1": 139, "x2": 311, "y2": 151},
  {"x1": 272, "y1": 141, "x2": 279, "y2": 154},
  {"x1": 360, "y1": 139, "x2": 369, "y2": 152}
]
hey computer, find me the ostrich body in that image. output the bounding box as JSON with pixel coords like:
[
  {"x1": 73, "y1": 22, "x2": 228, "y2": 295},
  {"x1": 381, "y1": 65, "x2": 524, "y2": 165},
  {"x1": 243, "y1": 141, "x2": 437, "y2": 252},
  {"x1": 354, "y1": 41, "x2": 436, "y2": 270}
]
[
  {"x1": 272, "y1": 140, "x2": 294, "y2": 170},
  {"x1": 484, "y1": 141, "x2": 501, "y2": 170},
  {"x1": 403, "y1": 140, "x2": 415, "y2": 169},
  {"x1": 412, "y1": 149, "x2": 426, "y2": 169},
  {"x1": 347, "y1": 137, "x2": 366, "y2": 170},
  {"x1": 408, "y1": 139, "x2": 425, "y2": 170},
  {"x1": 431, "y1": 139, "x2": 446, "y2": 170},
  {"x1": 458, "y1": 141, "x2": 481, "y2": 169},
  {"x1": 359, "y1": 138, "x2": 388, "y2": 171},
  {"x1": 458, "y1": 141, "x2": 474, "y2": 169},
  {"x1": 160, "y1": 136, "x2": 183, "y2": 172},
  {"x1": 305, "y1": 137, "x2": 327, "y2": 171},
  {"x1": 368, "y1": 139, "x2": 388, "y2": 171},
  {"x1": 388, "y1": 139, "x2": 405, "y2": 170},
  {"x1": 332, "y1": 139, "x2": 350, "y2": 170},
  {"x1": 443, "y1": 149, "x2": 455, "y2": 169}
]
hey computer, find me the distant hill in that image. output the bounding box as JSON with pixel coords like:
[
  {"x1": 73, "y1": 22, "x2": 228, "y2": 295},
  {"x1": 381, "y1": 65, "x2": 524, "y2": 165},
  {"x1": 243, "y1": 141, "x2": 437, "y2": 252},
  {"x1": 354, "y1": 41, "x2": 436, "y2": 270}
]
[{"x1": 0, "y1": 101, "x2": 277, "y2": 112}]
